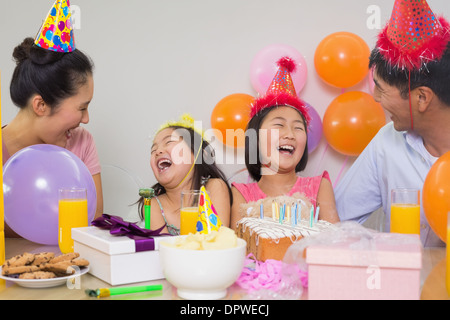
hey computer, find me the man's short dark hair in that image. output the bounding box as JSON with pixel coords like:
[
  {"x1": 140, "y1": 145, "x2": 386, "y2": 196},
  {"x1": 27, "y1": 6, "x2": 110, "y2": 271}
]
[{"x1": 369, "y1": 44, "x2": 450, "y2": 106}]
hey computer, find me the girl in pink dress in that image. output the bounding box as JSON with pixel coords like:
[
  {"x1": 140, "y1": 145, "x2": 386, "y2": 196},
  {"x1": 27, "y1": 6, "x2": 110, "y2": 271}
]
[{"x1": 230, "y1": 57, "x2": 339, "y2": 229}]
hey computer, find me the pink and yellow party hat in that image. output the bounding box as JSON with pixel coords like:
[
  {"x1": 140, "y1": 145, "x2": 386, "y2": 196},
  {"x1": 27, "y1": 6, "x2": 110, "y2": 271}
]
[
  {"x1": 196, "y1": 186, "x2": 222, "y2": 234},
  {"x1": 35, "y1": 0, "x2": 75, "y2": 52}
]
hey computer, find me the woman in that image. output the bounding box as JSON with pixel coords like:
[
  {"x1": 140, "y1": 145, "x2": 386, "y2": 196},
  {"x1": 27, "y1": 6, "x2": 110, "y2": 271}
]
[{"x1": 3, "y1": 37, "x2": 104, "y2": 237}]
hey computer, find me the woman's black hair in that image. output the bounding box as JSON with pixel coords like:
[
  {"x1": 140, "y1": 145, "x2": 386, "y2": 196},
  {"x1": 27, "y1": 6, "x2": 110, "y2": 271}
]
[
  {"x1": 369, "y1": 43, "x2": 450, "y2": 106},
  {"x1": 245, "y1": 106, "x2": 309, "y2": 182},
  {"x1": 138, "y1": 126, "x2": 233, "y2": 220},
  {"x1": 10, "y1": 37, "x2": 94, "y2": 111}
]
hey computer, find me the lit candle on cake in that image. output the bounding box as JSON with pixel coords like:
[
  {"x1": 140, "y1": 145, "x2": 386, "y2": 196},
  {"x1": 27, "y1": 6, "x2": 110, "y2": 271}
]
[
  {"x1": 271, "y1": 200, "x2": 277, "y2": 221},
  {"x1": 315, "y1": 206, "x2": 320, "y2": 223},
  {"x1": 286, "y1": 203, "x2": 291, "y2": 223},
  {"x1": 279, "y1": 202, "x2": 284, "y2": 224},
  {"x1": 292, "y1": 202, "x2": 297, "y2": 226},
  {"x1": 260, "y1": 202, "x2": 264, "y2": 219}
]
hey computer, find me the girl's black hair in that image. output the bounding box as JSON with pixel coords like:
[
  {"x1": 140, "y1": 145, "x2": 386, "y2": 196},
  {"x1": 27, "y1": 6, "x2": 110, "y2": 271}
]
[
  {"x1": 245, "y1": 106, "x2": 309, "y2": 182},
  {"x1": 138, "y1": 126, "x2": 233, "y2": 220},
  {"x1": 10, "y1": 37, "x2": 94, "y2": 111},
  {"x1": 369, "y1": 43, "x2": 450, "y2": 106}
]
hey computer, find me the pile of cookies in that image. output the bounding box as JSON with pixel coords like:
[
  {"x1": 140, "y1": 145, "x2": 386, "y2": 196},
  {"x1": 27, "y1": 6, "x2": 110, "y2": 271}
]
[{"x1": 1, "y1": 252, "x2": 89, "y2": 280}]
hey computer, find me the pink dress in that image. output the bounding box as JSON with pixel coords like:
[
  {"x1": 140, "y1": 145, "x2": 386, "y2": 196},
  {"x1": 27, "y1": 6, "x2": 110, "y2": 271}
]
[
  {"x1": 232, "y1": 171, "x2": 330, "y2": 208},
  {"x1": 2, "y1": 126, "x2": 101, "y2": 176}
]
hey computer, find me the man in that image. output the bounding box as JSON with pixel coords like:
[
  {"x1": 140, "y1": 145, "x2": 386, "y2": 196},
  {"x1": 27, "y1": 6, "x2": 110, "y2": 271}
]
[{"x1": 335, "y1": 0, "x2": 450, "y2": 246}]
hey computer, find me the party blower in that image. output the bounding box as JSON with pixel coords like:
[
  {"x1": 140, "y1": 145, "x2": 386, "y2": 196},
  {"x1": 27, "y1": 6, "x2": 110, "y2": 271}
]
[
  {"x1": 85, "y1": 284, "x2": 163, "y2": 298},
  {"x1": 139, "y1": 188, "x2": 155, "y2": 230}
]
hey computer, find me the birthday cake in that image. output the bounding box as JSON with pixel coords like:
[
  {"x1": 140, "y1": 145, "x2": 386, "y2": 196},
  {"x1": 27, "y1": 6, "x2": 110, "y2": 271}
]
[
  {"x1": 236, "y1": 217, "x2": 334, "y2": 261},
  {"x1": 235, "y1": 195, "x2": 336, "y2": 261}
]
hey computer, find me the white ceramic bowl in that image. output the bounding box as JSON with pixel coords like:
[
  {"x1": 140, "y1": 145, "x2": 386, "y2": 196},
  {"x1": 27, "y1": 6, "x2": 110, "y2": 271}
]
[{"x1": 159, "y1": 236, "x2": 246, "y2": 300}]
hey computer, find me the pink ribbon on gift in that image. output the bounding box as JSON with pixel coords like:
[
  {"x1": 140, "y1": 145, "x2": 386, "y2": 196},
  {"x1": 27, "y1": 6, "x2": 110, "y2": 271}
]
[
  {"x1": 235, "y1": 254, "x2": 308, "y2": 294},
  {"x1": 92, "y1": 214, "x2": 171, "y2": 252}
]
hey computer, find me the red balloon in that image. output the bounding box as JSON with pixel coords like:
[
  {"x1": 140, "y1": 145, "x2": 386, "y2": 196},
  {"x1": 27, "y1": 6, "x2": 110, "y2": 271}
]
[
  {"x1": 211, "y1": 93, "x2": 254, "y2": 148},
  {"x1": 423, "y1": 151, "x2": 450, "y2": 243},
  {"x1": 323, "y1": 91, "x2": 386, "y2": 156}
]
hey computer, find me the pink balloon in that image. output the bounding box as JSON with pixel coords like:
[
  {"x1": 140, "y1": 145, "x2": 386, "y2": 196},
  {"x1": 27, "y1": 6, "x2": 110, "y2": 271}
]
[{"x1": 250, "y1": 44, "x2": 308, "y2": 96}]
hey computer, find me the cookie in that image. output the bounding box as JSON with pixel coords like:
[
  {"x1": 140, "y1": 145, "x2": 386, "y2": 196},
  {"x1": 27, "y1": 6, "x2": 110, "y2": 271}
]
[
  {"x1": 2, "y1": 265, "x2": 40, "y2": 276},
  {"x1": 31, "y1": 252, "x2": 55, "y2": 266},
  {"x1": 49, "y1": 252, "x2": 80, "y2": 264},
  {"x1": 2, "y1": 252, "x2": 35, "y2": 268},
  {"x1": 41, "y1": 261, "x2": 76, "y2": 276},
  {"x1": 71, "y1": 258, "x2": 89, "y2": 267},
  {"x1": 2, "y1": 251, "x2": 89, "y2": 278},
  {"x1": 19, "y1": 271, "x2": 56, "y2": 279}
]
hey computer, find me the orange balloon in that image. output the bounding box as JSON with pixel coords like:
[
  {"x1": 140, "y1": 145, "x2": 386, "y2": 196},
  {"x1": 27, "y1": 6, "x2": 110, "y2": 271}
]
[
  {"x1": 423, "y1": 151, "x2": 450, "y2": 243},
  {"x1": 314, "y1": 32, "x2": 370, "y2": 88},
  {"x1": 211, "y1": 93, "x2": 254, "y2": 148},
  {"x1": 323, "y1": 91, "x2": 386, "y2": 156}
]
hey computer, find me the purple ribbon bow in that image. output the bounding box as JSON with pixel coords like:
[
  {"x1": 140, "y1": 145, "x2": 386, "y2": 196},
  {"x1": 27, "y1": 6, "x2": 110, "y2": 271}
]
[{"x1": 92, "y1": 214, "x2": 171, "y2": 252}]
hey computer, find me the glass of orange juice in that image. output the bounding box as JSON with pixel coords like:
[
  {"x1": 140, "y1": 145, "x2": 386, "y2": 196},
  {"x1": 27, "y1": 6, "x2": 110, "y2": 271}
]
[
  {"x1": 180, "y1": 190, "x2": 200, "y2": 235},
  {"x1": 390, "y1": 188, "x2": 420, "y2": 235},
  {"x1": 58, "y1": 188, "x2": 88, "y2": 254}
]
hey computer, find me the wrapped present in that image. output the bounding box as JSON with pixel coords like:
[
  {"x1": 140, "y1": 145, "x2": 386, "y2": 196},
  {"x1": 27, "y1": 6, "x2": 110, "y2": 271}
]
[
  {"x1": 284, "y1": 222, "x2": 422, "y2": 300},
  {"x1": 196, "y1": 186, "x2": 222, "y2": 234},
  {"x1": 72, "y1": 214, "x2": 172, "y2": 285}
]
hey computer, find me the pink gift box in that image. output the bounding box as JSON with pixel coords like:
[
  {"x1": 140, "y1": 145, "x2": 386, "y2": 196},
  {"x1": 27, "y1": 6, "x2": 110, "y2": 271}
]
[{"x1": 306, "y1": 233, "x2": 422, "y2": 300}]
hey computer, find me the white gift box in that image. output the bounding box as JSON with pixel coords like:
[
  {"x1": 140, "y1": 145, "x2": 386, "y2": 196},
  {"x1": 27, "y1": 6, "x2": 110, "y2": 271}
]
[{"x1": 72, "y1": 226, "x2": 172, "y2": 285}]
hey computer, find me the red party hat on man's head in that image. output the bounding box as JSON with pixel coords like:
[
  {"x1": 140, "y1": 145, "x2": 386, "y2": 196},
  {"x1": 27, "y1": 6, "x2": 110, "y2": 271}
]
[
  {"x1": 250, "y1": 57, "x2": 310, "y2": 123},
  {"x1": 35, "y1": 0, "x2": 75, "y2": 53},
  {"x1": 376, "y1": 0, "x2": 450, "y2": 71}
]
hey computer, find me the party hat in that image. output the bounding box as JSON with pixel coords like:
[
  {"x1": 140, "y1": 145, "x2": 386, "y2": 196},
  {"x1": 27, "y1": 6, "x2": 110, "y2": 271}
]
[
  {"x1": 196, "y1": 186, "x2": 222, "y2": 234},
  {"x1": 250, "y1": 57, "x2": 310, "y2": 123},
  {"x1": 157, "y1": 113, "x2": 206, "y2": 140},
  {"x1": 35, "y1": 0, "x2": 75, "y2": 52},
  {"x1": 376, "y1": 0, "x2": 450, "y2": 71}
]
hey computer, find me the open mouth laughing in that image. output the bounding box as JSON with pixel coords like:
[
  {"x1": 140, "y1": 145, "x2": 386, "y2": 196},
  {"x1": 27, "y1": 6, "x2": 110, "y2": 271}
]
[
  {"x1": 277, "y1": 144, "x2": 295, "y2": 155},
  {"x1": 157, "y1": 158, "x2": 173, "y2": 173}
]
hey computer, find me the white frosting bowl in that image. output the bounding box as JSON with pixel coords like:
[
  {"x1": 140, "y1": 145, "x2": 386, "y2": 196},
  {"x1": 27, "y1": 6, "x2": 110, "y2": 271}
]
[{"x1": 159, "y1": 236, "x2": 246, "y2": 300}]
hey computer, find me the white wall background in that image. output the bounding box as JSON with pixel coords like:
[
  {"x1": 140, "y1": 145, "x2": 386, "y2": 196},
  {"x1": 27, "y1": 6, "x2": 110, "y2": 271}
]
[{"x1": 1, "y1": 0, "x2": 449, "y2": 217}]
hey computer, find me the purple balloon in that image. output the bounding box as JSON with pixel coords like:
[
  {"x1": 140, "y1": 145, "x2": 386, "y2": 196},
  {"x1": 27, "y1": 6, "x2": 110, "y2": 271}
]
[
  {"x1": 306, "y1": 103, "x2": 323, "y2": 153},
  {"x1": 58, "y1": 20, "x2": 66, "y2": 31},
  {"x1": 3, "y1": 145, "x2": 97, "y2": 245}
]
